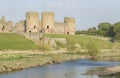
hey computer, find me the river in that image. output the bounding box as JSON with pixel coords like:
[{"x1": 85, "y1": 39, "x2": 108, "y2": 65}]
[{"x1": 0, "y1": 59, "x2": 120, "y2": 78}]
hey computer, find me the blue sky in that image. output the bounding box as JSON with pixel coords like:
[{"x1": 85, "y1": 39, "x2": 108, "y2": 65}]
[{"x1": 0, "y1": 0, "x2": 120, "y2": 30}]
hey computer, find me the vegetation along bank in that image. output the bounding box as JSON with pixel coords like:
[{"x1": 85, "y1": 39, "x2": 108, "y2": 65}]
[{"x1": 0, "y1": 33, "x2": 120, "y2": 73}]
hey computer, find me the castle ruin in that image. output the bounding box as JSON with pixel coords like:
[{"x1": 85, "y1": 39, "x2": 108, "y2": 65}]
[
  {"x1": 16, "y1": 11, "x2": 76, "y2": 35},
  {"x1": 0, "y1": 16, "x2": 13, "y2": 33},
  {"x1": 0, "y1": 11, "x2": 75, "y2": 35}
]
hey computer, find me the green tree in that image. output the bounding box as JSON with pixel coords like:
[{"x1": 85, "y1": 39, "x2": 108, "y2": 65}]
[
  {"x1": 113, "y1": 22, "x2": 120, "y2": 40},
  {"x1": 107, "y1": 26, "x2": 115, "y2": 37},
  {"x1": 97, "y1": 22, "x2": 112, "y2": 36},
  {"x1": 75, "y1": 30, "x2": 81, "y2": 34},
  {"x1": 87, "y1": 27, "x2": 97, "y2": 35}
]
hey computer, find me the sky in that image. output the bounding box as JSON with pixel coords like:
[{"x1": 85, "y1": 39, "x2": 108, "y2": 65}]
[{"x1": 0, "y1": 0, "x2": 120, "y2": 30}]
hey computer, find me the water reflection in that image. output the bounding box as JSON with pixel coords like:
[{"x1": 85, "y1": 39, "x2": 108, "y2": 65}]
[{"x1": 0, "y1": 59, "x2": 120, "y2": 78}]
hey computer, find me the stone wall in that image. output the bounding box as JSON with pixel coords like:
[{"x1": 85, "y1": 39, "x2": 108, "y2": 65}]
[
  {"x1": 14, "y1": 11, "x2": 75, "y2": 35},
  {"x1": 14, "y1": 20, "x2": 25, "y2": 33},
  {"x1": 6, "y1": 21, "x2": 13, "y2": 32},
  {"x1": 23, "y1": 33, "x2": 41, "y2": 42},
  {"x1": 0, "y1": 11, "x2": 76, "y2": 35},
  {"x1": 54, "y1": 22, "x2": 67, "y2": 34}
]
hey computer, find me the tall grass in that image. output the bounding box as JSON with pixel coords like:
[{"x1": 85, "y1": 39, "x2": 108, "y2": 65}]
[
  {"x1": 33, "y1": 44, "x2": 51, "y2": 51},
  {"x1": 55, "y1": 41, "x2": 65, "y2": 50},
  {"x1": 66, "y1": 37, "x2": 78, "y2": 51},
  {"x1": 112, "y1": 42, "x2": 120, "y2": 52}
]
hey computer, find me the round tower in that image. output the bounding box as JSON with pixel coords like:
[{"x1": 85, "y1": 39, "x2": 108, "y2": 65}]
[
  {"x1": 41, "y1": 12, "x2": 54, "y2": 34},
  {"x1": 64, "y1": 17, "x2": 75, "y2": 35},
  {"x1": 26, "y1": 12, "x2": 39, "y2": 33}
]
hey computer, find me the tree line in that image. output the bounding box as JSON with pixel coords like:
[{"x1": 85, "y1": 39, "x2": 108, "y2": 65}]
[{"x1": 76, "y1": 22, "x2": 120, "y2": 41}]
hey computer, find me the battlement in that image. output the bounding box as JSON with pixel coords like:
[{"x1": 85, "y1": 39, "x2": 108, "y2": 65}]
[
  {"x1": 64, "y1": 17, "x2": 75, "y2": 23},
  {"x1": 26, "y1": 12, "x2": 39, "y2": 16},
  {"x1": 41, "y1": 12, "x2": 54, "y2": 16}
]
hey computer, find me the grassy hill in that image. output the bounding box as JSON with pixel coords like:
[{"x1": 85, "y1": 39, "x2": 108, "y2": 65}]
[
  {"x1": 0, "y1": 33, "x2": 34, "y2": 50},
  {"x1": 44, "y1": 34, "x2": 112, "y2": 49},
  {"x1": 0, "y1": 33, "x2": 113, "y2": 51}
]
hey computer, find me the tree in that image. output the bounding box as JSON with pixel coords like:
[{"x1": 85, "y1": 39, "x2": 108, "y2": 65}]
[
  {"x1": 75, "y1": 30, "x2": 81, "y2": 34},
  {"x1": 75, "y1": 30, "x2": 87, "y2": 34},
  {"x1": 113, "y1": 22, "x2": 120, "y2": 40},
  {"x1": 97, "y1": 22, "x2": 112, "y2": 36},
  {"x1": 87, "y1": 27, "x2": 97, "y2": 35},
  {"x1": 107, "y1": 26, "x2": 115, "y2": 37}
]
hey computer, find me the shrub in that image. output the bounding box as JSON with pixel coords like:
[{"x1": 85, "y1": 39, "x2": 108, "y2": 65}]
[
  {"x1": 86, "y1": 41, "x2": 100, "y2": 56},
  {"x1": 66, "y1": 37, "x2": 78, "y2": 52},
  {"x1": 55, "y1": 41, "x2": 65, "y2": 50}
]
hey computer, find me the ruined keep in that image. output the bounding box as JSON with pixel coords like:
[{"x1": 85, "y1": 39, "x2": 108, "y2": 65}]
[
  {"x1": 64, "y1": 17, "x2": 75, "y2": 35},
  {"x1": 41, "y1": 12, "x2": 54, "y2": 34},
  {"x1": 15, "y1": 11, "x2": 76, "y2": 35},
  {"x1": 26, "y1": 12, "x2": 39, "y2": 33},
  {"x1": 0, "y1": 16, "x2": 13, "y2": 33}
]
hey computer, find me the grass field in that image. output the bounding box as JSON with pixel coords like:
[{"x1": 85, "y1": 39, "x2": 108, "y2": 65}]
[
  {"x1": 44, "y1": 34, "x2": 112, "y2": 49},
  {"x1": 0, "y1": 33, "x2": 113, "y2": 51},
  {"x1": 0, "y1": 33, "x2": 34, "y2": 50}
]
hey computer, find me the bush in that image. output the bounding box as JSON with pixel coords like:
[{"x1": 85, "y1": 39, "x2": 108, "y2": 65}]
[
  {"x1": 55, "y1": 41, "x2": 65, "y2": 50},
  {"x1": 86, "y1": 41, "x2": 100, "y2": 56},
  {"x1": 66, "y1": 37, "x2": 78, "y2": 52}
]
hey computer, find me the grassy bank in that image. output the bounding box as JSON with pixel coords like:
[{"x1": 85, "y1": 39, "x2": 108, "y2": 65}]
[
  {"x1": 0, "y1": 34, "x2": 119, "y2": 74},
  {"x1": 0, "y1": 33, "x2": 112, "y2": 51},
  {"x1": 44, "y1": 34, "x2": 112, "y2": 49},
  {"x1": 0, "y1": 33, "x2": 35, "y2": 50},
  {"x1": 0, "y1": 50, "x2": 120, "y2": 74},
  {"x1": 0, "y1": 51, "x2": 85, "y2": 73}
]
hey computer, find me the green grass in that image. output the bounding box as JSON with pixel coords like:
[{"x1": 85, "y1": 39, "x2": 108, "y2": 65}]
[
  {"x1": 44, "y1": 34, "x2": 112, "y2": 49},
  {"x1": 0, "y1": 33, "x2": 35, "y2": 50},
  {"x1": 0, "y1": 33, "x2": 112, "y2": 51}
]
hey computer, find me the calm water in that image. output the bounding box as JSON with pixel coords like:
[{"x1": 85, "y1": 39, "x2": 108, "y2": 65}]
[{"x1": 0, "y1": 59, "x2": 120, "y2": 78}]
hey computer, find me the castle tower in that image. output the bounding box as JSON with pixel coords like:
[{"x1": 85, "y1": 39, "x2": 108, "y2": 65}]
[
  {"x1": 64, "y1": 17, "x2": 75, "y2": 35},
  {"x1": 26, "y1": 12, "x2": 39, "y2": 33},
  {"x1": 41, "y1": 12, "x2": 54, "y2": 34},
  {"x1": 0, "y1": 16, "x2": 5, "y2": 24}
]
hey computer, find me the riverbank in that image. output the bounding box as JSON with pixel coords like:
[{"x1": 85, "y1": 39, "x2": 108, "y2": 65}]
[
  {"x1": 0, "y1": 50, "x2": 120, "y2": 74},
  {"x1": 0, "y1": 33, "x2": 119, "y2": 74},
  {"x1": 0, "y1": 50, "x2": 86, "y2": 74}
]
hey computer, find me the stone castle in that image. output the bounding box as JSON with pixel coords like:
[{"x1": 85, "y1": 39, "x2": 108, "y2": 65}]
[
  {"x1": 0, "y1": 16, "x2": 13, "y2": 33},
  {"x1": 0, "y1": 12, "x2": 75, "y2": 35}
]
